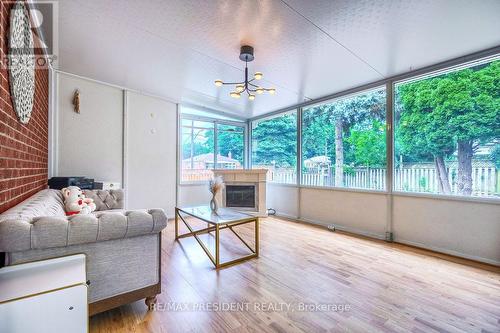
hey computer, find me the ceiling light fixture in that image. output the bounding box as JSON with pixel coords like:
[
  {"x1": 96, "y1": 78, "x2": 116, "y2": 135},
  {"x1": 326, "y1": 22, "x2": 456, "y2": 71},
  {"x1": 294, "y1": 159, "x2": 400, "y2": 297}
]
[{"x1": 214, "y1": 45, "x2": 275, "y2": 100}]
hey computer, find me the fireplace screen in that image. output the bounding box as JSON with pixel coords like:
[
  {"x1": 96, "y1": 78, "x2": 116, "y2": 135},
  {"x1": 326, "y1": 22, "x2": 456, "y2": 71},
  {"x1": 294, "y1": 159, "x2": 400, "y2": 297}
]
[{"x1": 225, "y1": 185, "x2": 256, "y2": 208}]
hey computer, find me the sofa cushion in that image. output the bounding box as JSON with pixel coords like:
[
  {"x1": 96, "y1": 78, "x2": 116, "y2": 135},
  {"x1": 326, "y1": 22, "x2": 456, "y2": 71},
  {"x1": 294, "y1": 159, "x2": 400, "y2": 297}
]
[
  {"x1": 83, "y1": 190, "x2": 124, "y2": 211},
  {"x1": 0, "y1": 189, "x2": 65, "y2": 223}
]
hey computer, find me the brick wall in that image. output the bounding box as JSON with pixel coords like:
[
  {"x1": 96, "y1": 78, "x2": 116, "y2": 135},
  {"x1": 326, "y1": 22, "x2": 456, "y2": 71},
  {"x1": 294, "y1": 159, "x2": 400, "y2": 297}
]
[{"x1": 0, "y1": 0, "x2": 49, "y2": 213}]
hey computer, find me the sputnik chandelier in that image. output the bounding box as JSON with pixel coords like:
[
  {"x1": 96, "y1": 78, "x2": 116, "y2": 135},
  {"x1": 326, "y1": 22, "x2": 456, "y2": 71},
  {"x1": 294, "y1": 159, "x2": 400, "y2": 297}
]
[{"x1": 214, "y1": 45, "x2": 276, "y2": 100}]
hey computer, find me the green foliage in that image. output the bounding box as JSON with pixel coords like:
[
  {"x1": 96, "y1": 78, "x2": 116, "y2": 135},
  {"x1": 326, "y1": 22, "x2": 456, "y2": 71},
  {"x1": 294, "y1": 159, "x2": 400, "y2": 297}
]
[
  {"x1": 396, "y1": 60, "x2": 500, "y2": 162},
  {"x1": 249, "y1": 60, "x2": 499, "y2": 187},
  {"x1": 343, "y1": 165, "x2": 355, "y2": 175},
  {"x1": 252, "y1": 113, "x2": 297, "y2": 167},
  {"x1": 182, "y1": 124, "x2": 245, "y2": 164},
  {"x1": 302, "y1": 89, "x2": 386, "y2": 167},
  {"x1": 182, "y1": 128, "x2": 214, "y2": 159},
  {"x1": 216, "y1": 128, "x2": 244, "y2": 163},
  {"x1": 347, "y1": 120, "x2": 386, "y2": 167},
  {"x1": 207, "y1": 124, "x2": 245, "y2": 165},
  {"x1": 301, "y1": 107, "x2": 335, "y2": 160}
]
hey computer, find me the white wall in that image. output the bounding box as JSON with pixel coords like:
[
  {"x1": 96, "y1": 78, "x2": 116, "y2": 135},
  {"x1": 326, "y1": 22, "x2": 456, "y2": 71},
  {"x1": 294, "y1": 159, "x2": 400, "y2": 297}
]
[
  {"x1": 178, "y1": 184, "x2": 211, "y2": 207},
  {"x1": 300, "y1": 187, "x2": 388, "y2": 239},
  {"x1": 125, "y1": 92, "x2": 177, "y2": 215},
  {"x1": 267, "y1": 184, "x2": 299, "y2": 219},
  {"x1": 55, "y1": 72, "x2": 177, "y2": 216},
  {"x1": 56, "y1": 73, "x2": 123, "y2": 182},
  {"x1": 268, "y1": 184, "x2": 499, "y2": 265},
  {"x1": 393, "y1": 195, "x2": 500, "y2": 265}
]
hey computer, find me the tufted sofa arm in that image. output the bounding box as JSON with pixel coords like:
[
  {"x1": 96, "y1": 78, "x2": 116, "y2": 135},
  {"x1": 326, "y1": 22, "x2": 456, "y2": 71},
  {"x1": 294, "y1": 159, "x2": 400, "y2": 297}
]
[{"x1": 0, "y1": 208, "x2": 167, "y2": 252}]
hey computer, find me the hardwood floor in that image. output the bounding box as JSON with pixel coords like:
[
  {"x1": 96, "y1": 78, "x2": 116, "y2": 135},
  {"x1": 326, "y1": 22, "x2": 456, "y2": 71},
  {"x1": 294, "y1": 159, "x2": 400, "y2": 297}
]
[{"x1": 90, "y1": 217, "x2": 500, "y2": 333}]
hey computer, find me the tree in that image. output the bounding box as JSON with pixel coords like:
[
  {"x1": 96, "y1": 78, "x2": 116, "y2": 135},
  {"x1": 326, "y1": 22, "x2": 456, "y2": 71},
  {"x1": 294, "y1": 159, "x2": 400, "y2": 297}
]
[
  {"x1": 182, "y1": 128, "x2": 214, "y2": 161},
  {"x1": 347, "y1": 120, "x2": 386, "y2": 167},
  {"x1": 303, "y1": 89, "x2": 385, "y2": 186},
  {"x1": 397, "y1": 60, "x2": 500, "y2": 195},
  {"x1": 206, "y1": 125, "x2": 245, "y2": 165},
  {"x1": 252, "y1": 113, "x2": 297, "y2": 168},
  {"x1": 397, "y1": 79, "x2": 455, "y2": 194},
  {"x1": 216, "y1": 129, "x2": 244, "y2": 164},
  {"x1": 302, "y1": 108, "x2": 334, "y2": 161}
]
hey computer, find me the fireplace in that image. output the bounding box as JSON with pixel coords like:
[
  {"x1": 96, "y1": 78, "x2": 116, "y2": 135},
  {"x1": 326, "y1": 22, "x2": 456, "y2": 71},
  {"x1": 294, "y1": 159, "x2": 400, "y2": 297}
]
[
  {"x1": 225, "y1": 185, "x2": 256, "y2": 208},
  {"x1": 214, "y1": 169, "x2": 268, "y2": 217}
]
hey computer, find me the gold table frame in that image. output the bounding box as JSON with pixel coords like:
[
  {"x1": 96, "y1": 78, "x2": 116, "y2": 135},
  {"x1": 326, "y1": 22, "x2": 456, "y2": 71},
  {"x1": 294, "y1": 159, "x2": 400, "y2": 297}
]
[{"x1": 175, "y1": 207, "x2": 259, "y2": 269}]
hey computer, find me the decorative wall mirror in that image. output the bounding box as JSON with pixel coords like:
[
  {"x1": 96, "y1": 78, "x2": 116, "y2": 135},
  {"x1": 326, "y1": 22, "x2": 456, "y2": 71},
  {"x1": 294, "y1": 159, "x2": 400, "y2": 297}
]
[{"x1": 8, "y1": 1, "x2": 35, "y2": 124}]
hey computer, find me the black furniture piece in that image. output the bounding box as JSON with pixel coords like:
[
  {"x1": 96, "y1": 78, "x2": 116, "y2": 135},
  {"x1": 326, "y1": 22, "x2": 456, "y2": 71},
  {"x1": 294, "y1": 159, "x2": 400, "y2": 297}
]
[{"x1": 48, "y1": 177, "x2": 94, "y2": 190}]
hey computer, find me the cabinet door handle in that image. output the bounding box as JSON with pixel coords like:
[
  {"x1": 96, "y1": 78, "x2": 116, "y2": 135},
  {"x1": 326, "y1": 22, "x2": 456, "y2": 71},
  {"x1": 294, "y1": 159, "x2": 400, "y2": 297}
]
[{"x1": 86, "y1": 280, "x2": 91, "y2": 285}]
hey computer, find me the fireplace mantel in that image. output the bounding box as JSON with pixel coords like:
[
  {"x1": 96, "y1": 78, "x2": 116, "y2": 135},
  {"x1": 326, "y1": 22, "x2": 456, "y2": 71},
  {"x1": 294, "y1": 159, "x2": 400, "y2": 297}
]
[{"x1": 213, "y1": 169, "x2": 268, "y2": 217}]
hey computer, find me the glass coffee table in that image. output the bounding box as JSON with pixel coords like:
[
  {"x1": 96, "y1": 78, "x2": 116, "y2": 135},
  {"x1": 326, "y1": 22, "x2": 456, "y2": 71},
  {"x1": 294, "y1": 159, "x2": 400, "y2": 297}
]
[{"x1": 175, "y1": 206, "x2": 259, "y2": 269}]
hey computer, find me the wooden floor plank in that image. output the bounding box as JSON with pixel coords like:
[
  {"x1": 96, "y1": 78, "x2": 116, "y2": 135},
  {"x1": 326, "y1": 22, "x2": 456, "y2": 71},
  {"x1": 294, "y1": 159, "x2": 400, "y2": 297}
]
[{"x1": 90, "y1": 217, "x2": 500, "y2": 333}]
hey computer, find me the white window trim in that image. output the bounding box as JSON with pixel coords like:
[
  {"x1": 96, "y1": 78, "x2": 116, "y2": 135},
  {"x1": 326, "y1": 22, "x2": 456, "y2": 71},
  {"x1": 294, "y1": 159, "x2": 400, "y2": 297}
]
[{"x1": 178, "y1": 111, "x2": 248, "y2": 185}]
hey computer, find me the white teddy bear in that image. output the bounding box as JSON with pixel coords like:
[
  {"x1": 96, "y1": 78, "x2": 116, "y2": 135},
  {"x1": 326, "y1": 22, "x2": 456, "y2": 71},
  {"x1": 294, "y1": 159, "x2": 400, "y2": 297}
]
[{"x1": 61, "y1": 186, "x2": 96, "y2": 216}]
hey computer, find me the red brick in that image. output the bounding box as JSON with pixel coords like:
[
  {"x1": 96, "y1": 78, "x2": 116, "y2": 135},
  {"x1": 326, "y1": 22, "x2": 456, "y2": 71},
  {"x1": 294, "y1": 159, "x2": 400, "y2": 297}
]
[{"x1": 0, "y1": 0, "x2": 48, "y2": 212}]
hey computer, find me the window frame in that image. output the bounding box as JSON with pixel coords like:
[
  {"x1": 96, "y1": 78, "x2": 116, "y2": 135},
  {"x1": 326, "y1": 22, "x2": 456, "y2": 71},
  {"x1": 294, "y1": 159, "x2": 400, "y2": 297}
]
[
  {"x1": 179, "y1": 111, "x2": 248, "y2": 185},
  {"x1": 391, "y1": 57, "x2": 500, "y2": 199},
  {"x1": 299, "y1": 86, "x2": 388, "y2": 191},
  {"x1": 248, "y1": 51, "x2": 500, "y2": 203}
]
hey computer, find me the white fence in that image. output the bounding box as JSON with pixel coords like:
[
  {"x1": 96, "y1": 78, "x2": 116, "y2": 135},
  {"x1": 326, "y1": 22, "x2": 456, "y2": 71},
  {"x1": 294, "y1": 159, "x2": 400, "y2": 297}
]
[
  {"x1": 182, "y1": 169, "x2": 214, "y2": 182},
  {"x1": 393, "y1": 166, "x2": 498, "y2": 196},
  {"x1": 269, "y1": 166, "x2": 499, "y2": 197}
]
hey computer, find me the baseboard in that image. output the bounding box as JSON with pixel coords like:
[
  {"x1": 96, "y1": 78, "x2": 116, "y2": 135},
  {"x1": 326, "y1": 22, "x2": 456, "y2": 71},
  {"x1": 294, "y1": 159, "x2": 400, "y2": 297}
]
[
  {"x1": 274, "y1": 212, "x2": 299, "y2": 220},
  {"x1": 296, "y1": 217, "x2": 386, "y2": 240},
  {"x1": 394, "y1": 238, "x2": 500, "y2": 267}
]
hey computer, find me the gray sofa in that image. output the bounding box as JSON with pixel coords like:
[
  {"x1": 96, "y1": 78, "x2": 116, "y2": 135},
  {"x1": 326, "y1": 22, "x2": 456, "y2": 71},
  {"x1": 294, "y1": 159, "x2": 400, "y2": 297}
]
[{"x1": 0, "y1": 189, "x2": 167, "y2": 315}]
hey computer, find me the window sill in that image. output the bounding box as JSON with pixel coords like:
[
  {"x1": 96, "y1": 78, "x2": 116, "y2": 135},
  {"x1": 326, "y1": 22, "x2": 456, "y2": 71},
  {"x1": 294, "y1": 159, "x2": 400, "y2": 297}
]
[
  {"x1": 268, "y1": 183, "x2": 500, "y2": 204},
  {"x1": 268, "y1": 182, "x2": 388, "y2": 194},
  {"x1": 392, "y1": 191, "x2": 500, "y2": 205}
]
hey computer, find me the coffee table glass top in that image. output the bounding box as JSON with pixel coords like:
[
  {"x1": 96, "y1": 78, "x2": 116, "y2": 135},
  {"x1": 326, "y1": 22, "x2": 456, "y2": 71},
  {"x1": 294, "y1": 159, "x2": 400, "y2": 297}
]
[{"x1": 176, "y1": 206, "x2": 255, "y2": 224}]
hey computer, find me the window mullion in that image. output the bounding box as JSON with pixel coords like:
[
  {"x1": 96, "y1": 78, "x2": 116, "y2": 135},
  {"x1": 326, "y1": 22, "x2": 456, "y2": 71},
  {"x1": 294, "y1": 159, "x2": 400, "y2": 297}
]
[
  {"x1": 213, "y1": 121, "x2": 217, "y2": 170},
  {"x1": 190, "y1": 120, "x2": 194, "y2": 170},
  {"x1": 385, "y1": 81, "x2": 394, "y2": 241},
  {"x1": 297, "y1": 107, "x2": 302, "y2": 186}
]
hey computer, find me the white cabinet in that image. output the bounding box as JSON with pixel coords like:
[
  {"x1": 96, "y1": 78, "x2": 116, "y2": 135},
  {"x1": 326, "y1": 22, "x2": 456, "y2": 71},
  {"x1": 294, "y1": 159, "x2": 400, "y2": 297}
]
[{"x1": 0, "y1": 254, "x2": 88, "y2": 333}]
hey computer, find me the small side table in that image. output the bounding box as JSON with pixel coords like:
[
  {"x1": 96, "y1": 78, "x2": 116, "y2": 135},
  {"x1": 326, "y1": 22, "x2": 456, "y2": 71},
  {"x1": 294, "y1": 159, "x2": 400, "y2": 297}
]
[{"x1": 0, "y1": 254, "x2": 88, "y2": 333}]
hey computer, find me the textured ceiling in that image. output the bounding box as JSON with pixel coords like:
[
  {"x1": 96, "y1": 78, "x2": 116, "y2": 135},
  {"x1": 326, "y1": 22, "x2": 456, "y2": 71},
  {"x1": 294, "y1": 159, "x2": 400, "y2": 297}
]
[{"x1": 55, "y1": 0, "x2": 500, "y2": 118}]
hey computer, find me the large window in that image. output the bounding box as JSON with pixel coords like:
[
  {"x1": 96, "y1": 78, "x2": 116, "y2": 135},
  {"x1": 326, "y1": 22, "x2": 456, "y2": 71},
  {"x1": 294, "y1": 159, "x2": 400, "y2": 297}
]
[
  {"x1": 181, "y1": 115, "x2": 245, "y2": 182},
  {"x1": 248, "y1": 56, "x2": 499, "y2": 201},
  {"x1": 301, "y1": 88, "x2": 387, "y2": 190},
  {"x1": 251, "y1": 111, "x2": 297, "y2": 184},
  {"x1": 394, "y1": 59, "x2": 499, "y2": 198}
]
